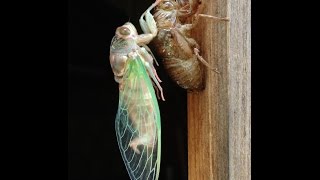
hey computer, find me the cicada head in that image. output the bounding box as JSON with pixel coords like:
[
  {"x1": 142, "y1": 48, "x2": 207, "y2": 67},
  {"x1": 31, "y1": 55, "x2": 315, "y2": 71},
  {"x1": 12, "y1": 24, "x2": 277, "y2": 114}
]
[
  {"x1": 115, "y1": 22, "x2": 138, "y2": 40},
  {"x1": 111, "y1": 22, "x2": 139, "y2": 53}
]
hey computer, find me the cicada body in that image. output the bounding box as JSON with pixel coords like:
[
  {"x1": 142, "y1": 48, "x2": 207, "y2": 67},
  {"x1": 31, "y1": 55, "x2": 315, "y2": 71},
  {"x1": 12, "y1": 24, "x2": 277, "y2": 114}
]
[
  {"x1": 151, "y1": 0, "x2": 227, "y2": 91},
  {"x1": 109, "y1": 1, "x2": 164, "y2": 179}
]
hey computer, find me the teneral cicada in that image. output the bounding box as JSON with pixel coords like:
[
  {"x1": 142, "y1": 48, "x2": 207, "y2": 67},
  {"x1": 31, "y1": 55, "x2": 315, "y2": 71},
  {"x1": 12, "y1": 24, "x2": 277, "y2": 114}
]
[
  {"x1": 150, "y1": 0, "x2": 228, "y2": 91},
  {"x1": 109, "y1": 0, "x2": 165, "y2": 179}
]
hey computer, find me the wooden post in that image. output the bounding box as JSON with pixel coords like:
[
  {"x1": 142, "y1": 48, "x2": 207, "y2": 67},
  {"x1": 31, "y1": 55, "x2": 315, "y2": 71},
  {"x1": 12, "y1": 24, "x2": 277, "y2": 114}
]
[{"x1": 188, "y1": 0, "x2": 250, "y2": 179}]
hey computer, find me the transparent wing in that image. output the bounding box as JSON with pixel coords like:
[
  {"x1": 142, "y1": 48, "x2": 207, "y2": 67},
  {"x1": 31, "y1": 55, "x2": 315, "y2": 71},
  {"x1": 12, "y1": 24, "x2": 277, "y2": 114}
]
[{"x1": 115, "y1": 55, "x2": 161, "y2": 180}]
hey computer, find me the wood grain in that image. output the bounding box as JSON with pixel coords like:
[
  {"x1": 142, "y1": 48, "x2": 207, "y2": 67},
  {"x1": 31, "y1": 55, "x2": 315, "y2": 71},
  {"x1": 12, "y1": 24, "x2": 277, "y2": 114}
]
[
  {"x1": 188, "y1": 0, "x2": 251, "y2": 179},
  {"x1": 228, "y1": 0, "x2": 251, "y2": 179}
]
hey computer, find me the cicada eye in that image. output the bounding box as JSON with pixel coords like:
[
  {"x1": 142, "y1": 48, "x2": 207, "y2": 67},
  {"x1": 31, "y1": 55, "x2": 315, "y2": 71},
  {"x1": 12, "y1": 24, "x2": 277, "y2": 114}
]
[
  {"x1": 119, "y1": 27, "x2": 131, "y2": 36},
  {"x1": 162, "y1": 1, "x2": 174, "y2": 11}
]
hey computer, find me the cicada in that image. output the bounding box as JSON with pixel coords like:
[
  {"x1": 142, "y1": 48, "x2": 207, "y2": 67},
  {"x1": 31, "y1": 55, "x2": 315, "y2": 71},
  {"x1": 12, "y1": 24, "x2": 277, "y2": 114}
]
[
  {"x1": 109, "y1": 0, "x2": 165, "y2": 179},
  {"x1": 150, "y1": 0, "x2": 228, "y2": 91}
]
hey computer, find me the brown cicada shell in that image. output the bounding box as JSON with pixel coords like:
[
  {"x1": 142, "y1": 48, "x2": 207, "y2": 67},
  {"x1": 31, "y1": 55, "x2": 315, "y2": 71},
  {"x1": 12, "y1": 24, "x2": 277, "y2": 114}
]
[{"x1": 151, "y1": 0, "x2": 228, "y2": 91}]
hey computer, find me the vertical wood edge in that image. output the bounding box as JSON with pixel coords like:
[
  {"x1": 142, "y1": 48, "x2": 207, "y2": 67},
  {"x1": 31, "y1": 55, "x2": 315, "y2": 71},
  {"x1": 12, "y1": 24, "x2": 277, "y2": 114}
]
[{"x1": 228, "y1": 0, "x2": 251, "y2": 179}]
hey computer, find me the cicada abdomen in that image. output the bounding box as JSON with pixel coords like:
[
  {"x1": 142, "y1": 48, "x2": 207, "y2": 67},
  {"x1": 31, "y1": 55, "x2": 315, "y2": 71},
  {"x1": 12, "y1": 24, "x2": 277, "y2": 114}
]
[
  {"x1": 115, "y1": 55, "x2": 162, "y2": 180},
  {"x1": 150, "y1": 0, "x2": 228, "y2": 91}
]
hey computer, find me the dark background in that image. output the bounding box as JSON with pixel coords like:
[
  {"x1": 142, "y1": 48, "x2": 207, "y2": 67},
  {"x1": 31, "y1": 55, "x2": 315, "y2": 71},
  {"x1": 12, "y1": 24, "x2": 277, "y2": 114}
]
[{"x1": 68, "y1": 0, "x2": 188, "y2": 179}]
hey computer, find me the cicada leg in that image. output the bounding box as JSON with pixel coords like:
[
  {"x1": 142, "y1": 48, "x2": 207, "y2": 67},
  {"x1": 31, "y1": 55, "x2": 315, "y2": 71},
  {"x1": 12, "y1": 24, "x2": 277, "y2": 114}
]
[
  {"x1": 137, "y1": 48, "x2": 165, "y2": 101},
  {"x1": 139, "y1": 0, "x2": 163, "y2": 37}
]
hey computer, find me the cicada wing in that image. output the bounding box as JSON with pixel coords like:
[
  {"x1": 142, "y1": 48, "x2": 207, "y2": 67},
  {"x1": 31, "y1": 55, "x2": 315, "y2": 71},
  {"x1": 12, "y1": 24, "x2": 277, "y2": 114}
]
[{"x1": 115, "y1": 55, "x2": 161, "y2": 180}]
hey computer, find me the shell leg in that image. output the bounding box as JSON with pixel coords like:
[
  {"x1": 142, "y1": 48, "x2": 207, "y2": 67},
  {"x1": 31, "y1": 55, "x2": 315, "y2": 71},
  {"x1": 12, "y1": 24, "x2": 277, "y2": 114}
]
[
  {"x1": 194, "y1": 48, "x2": 220, "y2": 74},
  {"x1": 173, "y1": 26, "x2": 220, "y2": 74},
  {"x1": 197, "y1": 14, "x2": 230, "y2": 21},
  {"x1": 189, "y1": 0, "x2": 229, "y2": 28}
]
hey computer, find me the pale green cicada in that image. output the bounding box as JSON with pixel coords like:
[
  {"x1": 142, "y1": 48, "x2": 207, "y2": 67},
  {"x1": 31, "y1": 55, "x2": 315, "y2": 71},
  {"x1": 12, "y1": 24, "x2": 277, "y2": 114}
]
[{"x1": 109, "y1": 0, "x2": 165, "y2": 179}]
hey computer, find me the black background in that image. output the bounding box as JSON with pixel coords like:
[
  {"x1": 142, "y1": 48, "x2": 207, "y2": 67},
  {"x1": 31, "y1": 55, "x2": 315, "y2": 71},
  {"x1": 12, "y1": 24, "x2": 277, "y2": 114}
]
[{"x1": 68, "y1": 0, "x2": 188, "y2": 179}]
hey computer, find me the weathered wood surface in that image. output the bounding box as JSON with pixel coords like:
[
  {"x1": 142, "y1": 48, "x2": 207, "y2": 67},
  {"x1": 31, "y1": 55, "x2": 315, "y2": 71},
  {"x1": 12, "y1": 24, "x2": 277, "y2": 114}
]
[
  {"x1": 188, "y1": 0, "x2": 251, "y2": 179},
  {"x1": 228, "y1": 0, "x2": 251, "y2": 179}
]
